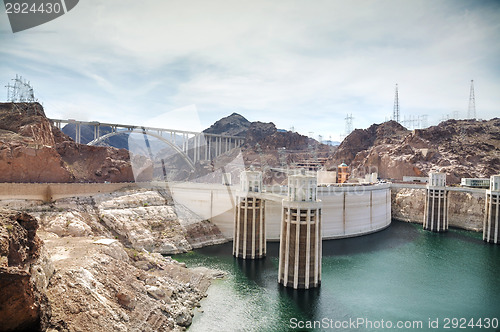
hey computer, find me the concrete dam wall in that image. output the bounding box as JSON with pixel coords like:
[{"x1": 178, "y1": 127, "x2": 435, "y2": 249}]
[
  {"x1": 2, "y1": 181, "x2": 487, "y2": 239},
  {"x1": 168, "y1": 182, "x2": 392, "y2": 241}
]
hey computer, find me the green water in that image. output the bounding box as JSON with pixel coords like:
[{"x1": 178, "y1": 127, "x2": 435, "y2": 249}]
[{"x1": 173, "y1": 221, "x2": 500, "y2": 331}]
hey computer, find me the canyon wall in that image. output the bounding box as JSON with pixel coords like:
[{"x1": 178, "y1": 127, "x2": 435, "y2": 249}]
[
  {"x1": 0, "y1": 102, "x2": 135, "y2": 183},
  {"x1": 0, "y1": 187, "x2": 227, "y2": 331},
  {"x1": 0, "y1": 209, "x2": 53, "y2": 331},
  {"x1": 391, "y1": 187, "x2": 485, "y2": 231},
  {"x1": 328, "y1": 118, "x2": 500, "y2": 184}
]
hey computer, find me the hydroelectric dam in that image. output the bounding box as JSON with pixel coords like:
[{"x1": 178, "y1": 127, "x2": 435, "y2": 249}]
[
  {"x1": 166, "y1": 181, "x2": 392, "y2": 241},
  {"x1": 2, "y1": 171, "x2": 498, "y2": 289}
]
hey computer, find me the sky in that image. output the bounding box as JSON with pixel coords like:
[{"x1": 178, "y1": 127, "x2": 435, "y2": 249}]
[{"x1": 1, "y1": 0, "x2": 499, "y2": 141}]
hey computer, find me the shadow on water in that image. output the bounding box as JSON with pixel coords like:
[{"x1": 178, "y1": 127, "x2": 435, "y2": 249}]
[
  {"x1": 445, "y1": 227, "x2": 486, "y2": 245},
  {"x1": 322, "y1": 220, "x2": 421, "y2": 257},
  {"x1": 277, "y1": 284, "x2": 322, "y2": 318},
  {"x1": 187, "y1": 220, "x2": 421, "y2": 261},
  {"x1": 235, "y1": 256, "x2": 273, "y2": 286}
]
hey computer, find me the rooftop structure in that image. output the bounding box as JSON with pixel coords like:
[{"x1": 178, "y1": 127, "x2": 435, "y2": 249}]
[
  {"x1": 461, "y1": 178, "x2": 490, "y2": 189},
  {"x1": 240, "y1": 170, "x2": 262, "y2": 193},
  {"x1": 428, "y1": 172, "x2": 446, "y2": 187},
  {"x1": 337, "y1": 163, "x2": 349, "y2": 184},
  {"x1": 403, "y1": 176, "x2": 428, "y2": 183},
  {"x1": 490, "y1": 175, "x2": 500, "y2": 192},
  {"x1": 287, "y1": 170, "x2": 318, "y2": 202}
]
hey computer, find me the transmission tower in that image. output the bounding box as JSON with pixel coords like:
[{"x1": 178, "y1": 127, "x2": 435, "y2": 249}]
[
  {"x1": 5, "y1": 75, "x2": 36, "y2": 102},
  {"x1": 345, "y1": 113, "x2": 353, "y2": 136},
  {"x1": 393, "y1": 83, "x2": 400, "y2": 123},
  {"x1": 467, "y1": 80, "x2": 476, "y2": 119},
  {"x1": 419, "y1": 114, "x2": 428, "y2": 128}
]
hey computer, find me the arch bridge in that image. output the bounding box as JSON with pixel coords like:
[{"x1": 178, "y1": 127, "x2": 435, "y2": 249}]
[{"x1": 51, "y1": 119, "x2": 245, "y2": 169}]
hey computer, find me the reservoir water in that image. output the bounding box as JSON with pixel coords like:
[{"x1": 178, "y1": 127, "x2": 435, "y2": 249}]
[{"x1": 173, "y1": 221, "x2": 500, "y2": 331}]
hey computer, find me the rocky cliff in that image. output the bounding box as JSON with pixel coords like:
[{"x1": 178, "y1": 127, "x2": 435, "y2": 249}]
[
  {"x1": 244, "y1": 121, "x2": 318, "y2": 151},
  {"x1": 0, "y1": 102, "x2": 134, "y2": 183},
  {"x1": 391, "y1": 187, "x2": 485, "y2": 231},
  {"x1": 203, "y1": 112, "x2": 251, "y2": 137},
  {"x1": 202, "y1": 113, "x2": 320, "y2": 152},
  {"x1": 0, "y1": 209, "x2": 54, "y2": 331},
  {"x1": 190, "y1": 113, "x2": 334, "y2": 185},
  {"x1": 0, "y1": 187, "x2": 227, "y2": 331},
  {"x1": 10, "y1": 188, "x2": 227, "y2": 255},
  {"x1": 41, "y1": 233, "x2": 221, "y2": 331},
  {"x1": 328, "y1": 118, "x2": 500, "y2": 184}
]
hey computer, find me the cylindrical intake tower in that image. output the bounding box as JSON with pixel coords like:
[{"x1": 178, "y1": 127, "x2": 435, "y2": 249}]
[
  {"x1": 233, "y1": 170, "x2": 266, "y2": 259},
  {"x1": 423, "y1": 172, "x2": 448, "y2": 232},
  {"x1": 484, "y1": 175, "x2": 500, "y2": 244},
  {"x1": 278, "y1": 170, "x2": 322, "y2": 289}
]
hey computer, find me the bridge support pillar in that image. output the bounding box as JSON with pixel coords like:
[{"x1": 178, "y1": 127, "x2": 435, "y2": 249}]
[
  {"x1": 76, "y1": 123, "x2": 81, "y2": 144},
  {"x1": 423, "y1": 172, "x2": 448, "y2": 232},
  {"x1": 484, "y1": 175, "x2": 500, "y2": 244},
  {"x1": 278, "y1": 170, "x2": 321, "y2": 289},
  {"x1": 233, "y1": 171, "x2": 266, "y2": 259}
]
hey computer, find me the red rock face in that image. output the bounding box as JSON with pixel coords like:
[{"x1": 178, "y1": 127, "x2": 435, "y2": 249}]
[
  {"x1": 0, "y1": 102, "x2": 134, "y2": 183},
  {"x1": 0, "y1": 143, "x2": 74, "y2": 183},
  {"x1": 56, "y1": 141, "x2": 134, "y2": 183},
  {"x1": 0, "y1": 209, "x2": 49, "y2": 331}
]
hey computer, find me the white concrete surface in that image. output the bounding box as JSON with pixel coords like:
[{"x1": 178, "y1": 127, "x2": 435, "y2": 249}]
[{"x1": 168, "y1": 182, "x2": 392, "y2": 240}]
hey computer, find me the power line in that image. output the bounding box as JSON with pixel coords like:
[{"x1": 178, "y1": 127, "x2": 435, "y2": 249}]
[{"x1": 401, "y1": 114, "x2": 428, "y2": 129}]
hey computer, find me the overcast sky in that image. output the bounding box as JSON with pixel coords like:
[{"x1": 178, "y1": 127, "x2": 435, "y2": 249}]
[{"x1": 1, "y1": 0, "x2": 499, "y2": 141}]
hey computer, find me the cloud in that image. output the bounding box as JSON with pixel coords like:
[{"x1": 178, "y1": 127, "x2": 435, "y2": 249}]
[{"x1": 1, "y1": 0, "x2": 499, "y2": 140}]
